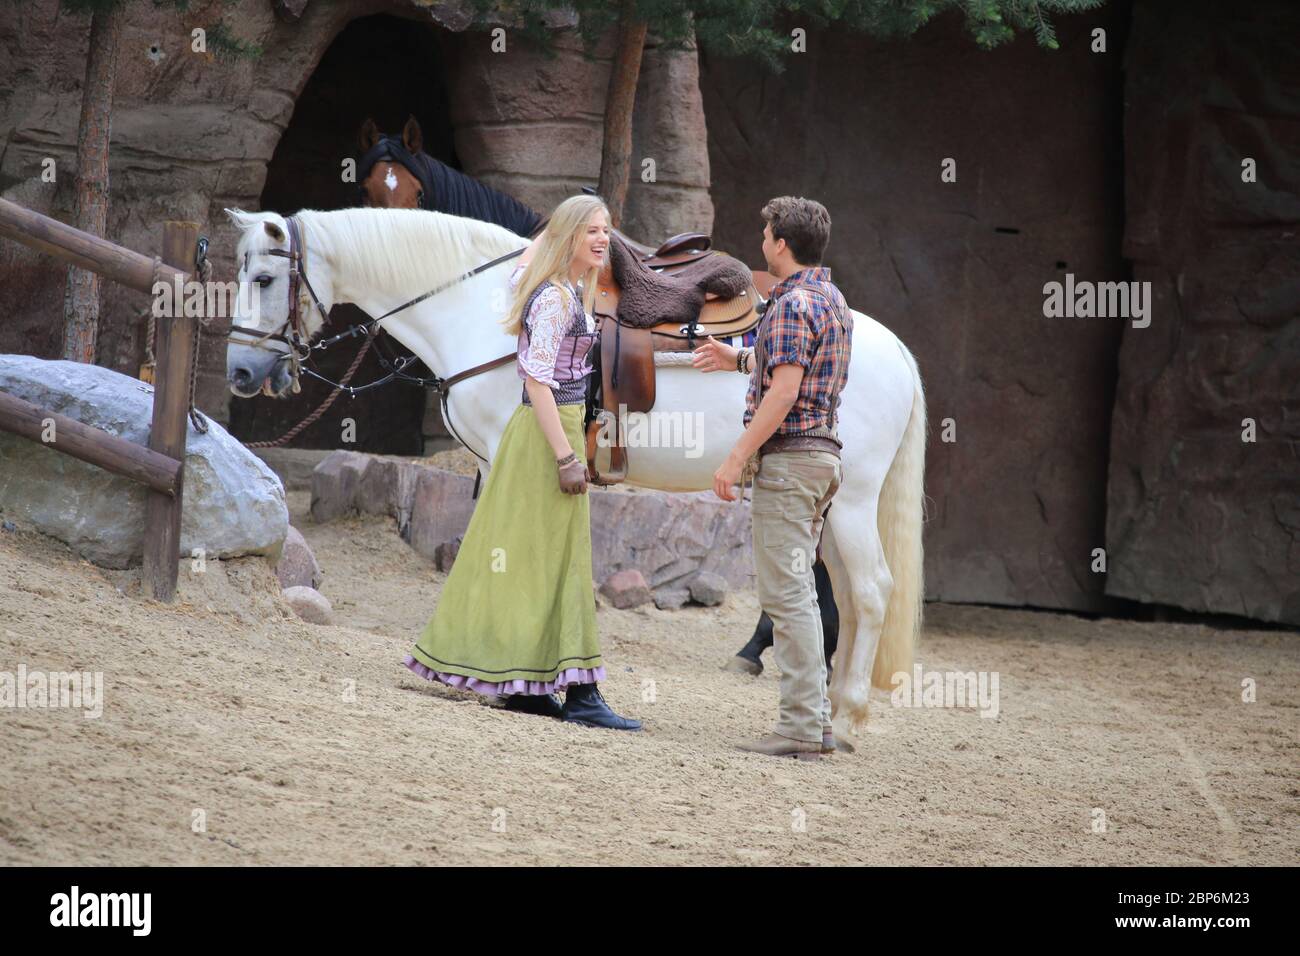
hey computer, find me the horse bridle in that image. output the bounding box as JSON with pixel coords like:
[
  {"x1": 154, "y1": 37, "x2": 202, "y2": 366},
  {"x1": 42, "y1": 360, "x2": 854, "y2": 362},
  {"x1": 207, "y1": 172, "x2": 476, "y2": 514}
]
[{"x1": 228, "y1": 216, "x2": 327, "y2": 362}]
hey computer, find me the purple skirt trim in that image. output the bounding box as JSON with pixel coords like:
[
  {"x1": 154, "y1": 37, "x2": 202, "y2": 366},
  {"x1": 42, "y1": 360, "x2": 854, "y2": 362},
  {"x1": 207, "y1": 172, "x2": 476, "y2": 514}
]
[{"x1": 403, "y1": 655, "x2": 606, "y2": 697}]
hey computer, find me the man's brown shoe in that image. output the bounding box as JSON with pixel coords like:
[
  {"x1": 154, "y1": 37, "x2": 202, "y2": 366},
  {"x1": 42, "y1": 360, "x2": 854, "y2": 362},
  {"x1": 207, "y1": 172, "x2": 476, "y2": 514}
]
[{"x1": 737, "y1": 733, "x2": 822, "y2": 762}]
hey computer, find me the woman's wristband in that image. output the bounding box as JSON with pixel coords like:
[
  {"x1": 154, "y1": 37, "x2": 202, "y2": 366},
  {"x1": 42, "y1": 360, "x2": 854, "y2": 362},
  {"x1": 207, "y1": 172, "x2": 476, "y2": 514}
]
[{"x1": 556, "y1": 452, "x2": 577, "y2": 466}]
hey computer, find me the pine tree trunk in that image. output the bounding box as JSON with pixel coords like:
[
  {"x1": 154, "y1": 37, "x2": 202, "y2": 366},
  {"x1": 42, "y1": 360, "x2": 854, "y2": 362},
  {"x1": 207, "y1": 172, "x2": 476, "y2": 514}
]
[
  {"x1": 63, "y1": 2, "x2": 125, "y2": 364},
  {"x1": 597, "y1": 1, "x2": 648, "y2": 229}
]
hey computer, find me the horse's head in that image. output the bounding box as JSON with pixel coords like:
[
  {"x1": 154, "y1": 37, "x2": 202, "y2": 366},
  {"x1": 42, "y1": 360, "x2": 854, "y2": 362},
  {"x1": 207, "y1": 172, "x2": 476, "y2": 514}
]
[
  {"x1": 222, "y1": 207, "x2": 335, "y2": 399},
  {"x1": 357, "y1": 116, "x2": 425, "y2": 210}
]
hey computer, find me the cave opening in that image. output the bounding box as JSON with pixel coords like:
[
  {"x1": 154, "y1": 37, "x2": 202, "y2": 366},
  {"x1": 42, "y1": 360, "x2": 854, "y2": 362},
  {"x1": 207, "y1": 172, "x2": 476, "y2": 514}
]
[{"x1": 229, "y1": 13, "x2": 458, "y2": 455}]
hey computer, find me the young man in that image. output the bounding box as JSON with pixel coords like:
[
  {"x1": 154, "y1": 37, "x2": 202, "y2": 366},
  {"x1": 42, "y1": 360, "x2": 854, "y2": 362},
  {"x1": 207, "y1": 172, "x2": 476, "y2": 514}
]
[{"x1": 695, "y1": 196, "x2": 853, "y2": 761}]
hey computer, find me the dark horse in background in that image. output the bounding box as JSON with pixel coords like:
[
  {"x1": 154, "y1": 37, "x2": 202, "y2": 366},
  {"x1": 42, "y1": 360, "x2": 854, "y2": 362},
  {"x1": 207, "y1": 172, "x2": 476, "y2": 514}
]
[
  {"x1": 357, "y1": 116, "x2": 539, "y2": 236},
  {"x1": 355, "y1": 115, "x2": 838, "y2": 682}
]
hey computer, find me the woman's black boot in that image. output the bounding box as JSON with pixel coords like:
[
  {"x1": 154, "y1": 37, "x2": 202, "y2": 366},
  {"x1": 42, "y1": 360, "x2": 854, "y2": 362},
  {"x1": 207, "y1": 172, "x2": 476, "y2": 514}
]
[
  {"x1": 561, "y1": 683, "x2": 642, "y2": 731},
  {"x1": 503, "y1": 693, "x2": 563, "y2": 718}
]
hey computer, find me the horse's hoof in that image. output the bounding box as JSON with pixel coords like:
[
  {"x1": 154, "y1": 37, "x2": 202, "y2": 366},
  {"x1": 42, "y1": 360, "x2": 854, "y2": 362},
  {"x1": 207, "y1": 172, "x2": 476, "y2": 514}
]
[
  {"x1": 831, "y1": 714, "x2": 860, "y2": 752},
  {"x1": 834, "y1": 735, "x2": 857, "y2": 754},
  {"x1": 722, "y1": 655, "x2": 763, "y2": 676}
]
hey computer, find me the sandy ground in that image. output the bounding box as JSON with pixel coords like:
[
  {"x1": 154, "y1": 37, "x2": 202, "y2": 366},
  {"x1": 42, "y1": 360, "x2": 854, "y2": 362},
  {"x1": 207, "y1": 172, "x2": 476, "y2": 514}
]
[{"x1": 0, "y1": 489, "x2": 1296, "y2": 866}]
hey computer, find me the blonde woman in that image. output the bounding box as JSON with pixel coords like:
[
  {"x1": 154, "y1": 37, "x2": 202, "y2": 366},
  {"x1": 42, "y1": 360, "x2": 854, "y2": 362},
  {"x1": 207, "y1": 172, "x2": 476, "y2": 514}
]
[{"x1": 403, "y1": 195, "x2": 641, "y2": 731}]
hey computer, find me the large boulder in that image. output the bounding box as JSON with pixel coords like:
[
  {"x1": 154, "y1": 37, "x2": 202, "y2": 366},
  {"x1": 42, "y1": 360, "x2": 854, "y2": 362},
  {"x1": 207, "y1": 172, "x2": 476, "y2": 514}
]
[{"x1": 0, "y1": 355, "x2": 288, "y2": 569}]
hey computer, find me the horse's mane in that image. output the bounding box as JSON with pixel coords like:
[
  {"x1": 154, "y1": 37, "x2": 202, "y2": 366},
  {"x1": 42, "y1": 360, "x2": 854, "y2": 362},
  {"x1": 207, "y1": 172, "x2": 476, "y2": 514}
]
[
  {"x1": 414, "y1": 153, "x2": 543, "y2": 237},
  {"x1": 294, "y1": 207, "x2": 527, "y2": 297}
]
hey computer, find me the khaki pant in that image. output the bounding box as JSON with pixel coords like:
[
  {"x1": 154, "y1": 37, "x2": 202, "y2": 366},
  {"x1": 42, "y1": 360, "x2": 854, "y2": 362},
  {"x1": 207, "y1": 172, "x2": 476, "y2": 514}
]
[{"x1": 751, "y1": 450, "x2": 842, "y2": 742}]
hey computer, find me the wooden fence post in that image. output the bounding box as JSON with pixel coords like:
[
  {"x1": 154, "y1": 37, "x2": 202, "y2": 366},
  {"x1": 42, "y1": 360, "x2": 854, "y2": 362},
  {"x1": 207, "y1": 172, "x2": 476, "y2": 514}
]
[{"x1": 142, "y1": 221, "x2": 199, "y2": 602}]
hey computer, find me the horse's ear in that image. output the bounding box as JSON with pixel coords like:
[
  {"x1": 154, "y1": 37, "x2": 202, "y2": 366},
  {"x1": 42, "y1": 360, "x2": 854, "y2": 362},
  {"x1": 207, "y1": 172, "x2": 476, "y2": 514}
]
[
  {"x1": 262, "y1": 220, "x2": 286, "y2": 243},
  {"x1": 358, "y1": 117, "x2": 379, "y2": 152},
  {"x1": 402, "y1": 114, "x2": 423, "y2": 155},
  {"x1": 224, "y1": 207, "x2": 253, "y2": 230}
]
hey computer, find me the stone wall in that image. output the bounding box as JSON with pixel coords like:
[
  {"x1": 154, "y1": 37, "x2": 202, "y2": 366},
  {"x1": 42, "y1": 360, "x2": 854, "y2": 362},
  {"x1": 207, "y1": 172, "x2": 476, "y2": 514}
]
[
  {"x1": 309, "y1": 451, "x2": 755, "y2": 593},
  {"x1": 700, "y1": 7, "x2": 1131, "y2": 613},
  {"x1": 0, "y1": 0, "x2": 407, "y2": 428},
  {"x1": 440, "y1": 27, "x2": 713, "y2": 242},
  {"x1": 1105, "y1": 0, "x2": 1300, "y2": 624}
]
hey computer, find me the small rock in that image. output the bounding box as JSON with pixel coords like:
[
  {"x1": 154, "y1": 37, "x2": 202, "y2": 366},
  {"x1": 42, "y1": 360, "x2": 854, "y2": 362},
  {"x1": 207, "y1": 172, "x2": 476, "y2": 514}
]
[
  {"x1": 282, "y1": 586, "x2": 333, "y2": 625},
  {"x1": 600, "y1": 568, "x2": 652, "y2": 609},
  {"x1": 653, "y1": 588, "x2": 691, "y2": 610},
  {"x1": 275, "y1": 526, "x2": 322, "y2": 590},
  {"x1": 689, "y1": 571, "x2": 728, "y2": 607},
  {"x1": 1, "y1": 520, "x2": 14, "y2": 532},
  {"x1": 434, "y1": 536, "x2": 462, "y2": 572}
]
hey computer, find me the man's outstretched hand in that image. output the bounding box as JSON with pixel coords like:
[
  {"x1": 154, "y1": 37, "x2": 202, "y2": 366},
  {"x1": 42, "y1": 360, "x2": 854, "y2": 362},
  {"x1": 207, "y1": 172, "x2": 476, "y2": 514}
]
[{"x1": 692, "y1": 335, "x2": 739, "y2": 374}]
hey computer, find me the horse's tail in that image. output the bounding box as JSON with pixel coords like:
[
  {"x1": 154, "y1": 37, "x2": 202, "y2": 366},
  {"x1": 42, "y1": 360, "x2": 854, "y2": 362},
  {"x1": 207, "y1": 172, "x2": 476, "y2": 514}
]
[{"x1": 870, "y1": 342, "x2": 927, "y2": 690}]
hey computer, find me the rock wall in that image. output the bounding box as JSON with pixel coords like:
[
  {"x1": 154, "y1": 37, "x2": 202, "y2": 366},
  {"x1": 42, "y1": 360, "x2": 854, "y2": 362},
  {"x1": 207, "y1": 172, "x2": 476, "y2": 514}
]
[
  {"x1": 700, "y1": 8, "x2": 1130, "y2": 613},
  {"x1": 0, "y1": 0, "x2": 405, "y2": 428},
  {"x1": 0, "y1": 0, "x2": 714, "y2": 454},
  {"x1": 1105, "y1": 0, "x2": 1300, "y2": 624},
  {"x1": 440, "y1": 27, "x2": 713, "y2": 242},
  {"x1": 309, "y1": 451, "x2": 755, "y2": 592},
  {"x1": 5, "y1": 0, "x2": 1294, "y2": 621}
]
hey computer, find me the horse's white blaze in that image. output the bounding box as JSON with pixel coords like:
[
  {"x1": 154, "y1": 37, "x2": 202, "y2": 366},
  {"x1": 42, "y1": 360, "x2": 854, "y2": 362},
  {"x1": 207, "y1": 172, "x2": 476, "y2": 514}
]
[{"x1": 224, "y1": 207, "x2": 926, "y2": 730}]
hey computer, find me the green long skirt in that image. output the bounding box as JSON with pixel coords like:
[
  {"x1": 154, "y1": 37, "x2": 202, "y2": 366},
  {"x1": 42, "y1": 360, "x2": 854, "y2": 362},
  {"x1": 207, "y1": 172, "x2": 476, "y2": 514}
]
[{"x1": 403, "y1": 402, "x2": 605, "y2": 695}]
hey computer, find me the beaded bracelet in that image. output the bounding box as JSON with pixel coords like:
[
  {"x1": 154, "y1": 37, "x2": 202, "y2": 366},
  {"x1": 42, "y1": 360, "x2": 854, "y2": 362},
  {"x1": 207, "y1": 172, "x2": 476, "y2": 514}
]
[{"x1": 556, "y1": 452, "x2": 577, "y2": 466}]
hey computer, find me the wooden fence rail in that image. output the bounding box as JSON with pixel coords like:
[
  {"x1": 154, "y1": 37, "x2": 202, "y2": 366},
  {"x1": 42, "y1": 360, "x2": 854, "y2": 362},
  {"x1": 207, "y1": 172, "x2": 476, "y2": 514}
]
[
  {"x1": 0, "y1": 196, "x2": 200, "y2": 602},
  {"x1": 0, "y1": 197, "x2": 187, "y2": 293},
  {"x1": 0, "y1": 389, "x2": 181, "y2": 495}
]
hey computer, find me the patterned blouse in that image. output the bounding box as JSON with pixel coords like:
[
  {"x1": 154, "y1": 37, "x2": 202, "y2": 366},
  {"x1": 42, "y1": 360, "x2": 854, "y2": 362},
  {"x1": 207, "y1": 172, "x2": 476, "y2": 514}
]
[{"x1": 512, "y1": 264, "x2": 598, "y2": 407}]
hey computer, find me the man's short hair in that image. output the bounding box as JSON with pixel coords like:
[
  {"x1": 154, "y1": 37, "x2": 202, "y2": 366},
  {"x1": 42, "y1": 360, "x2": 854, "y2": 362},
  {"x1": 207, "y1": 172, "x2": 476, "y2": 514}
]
[{"x1": 761, "y1": 196, "x2": 831, "y2": 265}]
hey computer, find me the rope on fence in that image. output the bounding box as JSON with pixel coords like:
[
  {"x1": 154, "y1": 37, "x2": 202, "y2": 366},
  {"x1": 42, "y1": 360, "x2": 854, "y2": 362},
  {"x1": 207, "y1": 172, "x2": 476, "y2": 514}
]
[{"x1": 186, "y1": 247, "x2": 213, "y2": 434}]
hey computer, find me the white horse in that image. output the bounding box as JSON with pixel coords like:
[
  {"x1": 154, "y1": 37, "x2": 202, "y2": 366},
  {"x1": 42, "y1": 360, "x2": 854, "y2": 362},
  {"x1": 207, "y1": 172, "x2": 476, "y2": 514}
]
[{"x1": 223, "y1": 206, "x2": 925, "y2": 742}]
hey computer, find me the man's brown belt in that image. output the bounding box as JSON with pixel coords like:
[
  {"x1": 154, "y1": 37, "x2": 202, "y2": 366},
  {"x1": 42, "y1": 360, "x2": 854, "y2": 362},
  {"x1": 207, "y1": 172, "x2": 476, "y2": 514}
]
[{"x1": 759, "y1": 434, "x2": 842, "y2": 457}]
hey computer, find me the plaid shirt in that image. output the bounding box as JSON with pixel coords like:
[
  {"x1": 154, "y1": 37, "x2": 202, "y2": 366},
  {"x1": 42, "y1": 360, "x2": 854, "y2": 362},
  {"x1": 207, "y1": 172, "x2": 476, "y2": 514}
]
[{"x1": 744, "y1": 267, "x2": 852, "y2": 433}]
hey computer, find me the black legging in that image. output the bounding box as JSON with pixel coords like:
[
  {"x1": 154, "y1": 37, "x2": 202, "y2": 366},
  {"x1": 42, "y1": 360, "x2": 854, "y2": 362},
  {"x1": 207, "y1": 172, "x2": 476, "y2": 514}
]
[{"x1": 735, "y1": 558, "x2": 838, "y2": 672}]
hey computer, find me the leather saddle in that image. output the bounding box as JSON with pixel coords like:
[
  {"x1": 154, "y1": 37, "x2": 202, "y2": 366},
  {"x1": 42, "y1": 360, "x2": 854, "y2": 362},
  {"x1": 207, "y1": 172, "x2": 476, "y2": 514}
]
[{"x1": 584, "y1": 232, "x2": 779, "y2": 485}]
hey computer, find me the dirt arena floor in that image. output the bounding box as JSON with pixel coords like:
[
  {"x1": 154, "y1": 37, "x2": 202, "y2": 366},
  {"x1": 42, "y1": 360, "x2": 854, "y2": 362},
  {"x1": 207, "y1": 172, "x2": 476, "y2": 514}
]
[{"x1": 1, "y1": 488, "x2": 1296, "y2": 866}]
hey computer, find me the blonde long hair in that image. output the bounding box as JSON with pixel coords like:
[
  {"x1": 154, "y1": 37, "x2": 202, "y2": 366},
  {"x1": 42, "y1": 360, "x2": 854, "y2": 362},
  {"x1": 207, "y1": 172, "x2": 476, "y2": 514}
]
[{"x1": 501, "y1": 194, "x2": 609, "y2": 336}]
